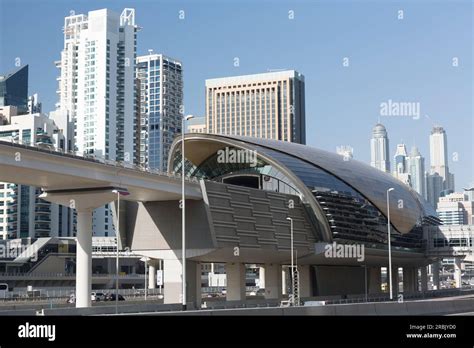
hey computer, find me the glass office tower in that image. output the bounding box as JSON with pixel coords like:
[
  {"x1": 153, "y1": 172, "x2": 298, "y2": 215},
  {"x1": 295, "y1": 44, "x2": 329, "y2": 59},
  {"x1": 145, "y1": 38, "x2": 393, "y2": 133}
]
[{"x1": 136, "y1": 54, "x2": 183, "y2": 172}]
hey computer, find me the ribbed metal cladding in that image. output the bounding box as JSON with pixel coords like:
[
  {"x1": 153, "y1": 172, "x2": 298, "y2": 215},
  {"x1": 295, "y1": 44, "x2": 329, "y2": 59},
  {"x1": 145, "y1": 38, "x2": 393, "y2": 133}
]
[{"x1": 204, "y1": 181, "x2": 317, "y2": 253}]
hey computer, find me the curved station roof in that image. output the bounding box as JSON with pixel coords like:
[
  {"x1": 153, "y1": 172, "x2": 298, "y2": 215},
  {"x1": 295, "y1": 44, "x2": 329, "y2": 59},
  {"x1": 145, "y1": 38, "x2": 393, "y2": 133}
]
[{"x1": 169, "y1": 134, "x2": 439, "y2": 249}]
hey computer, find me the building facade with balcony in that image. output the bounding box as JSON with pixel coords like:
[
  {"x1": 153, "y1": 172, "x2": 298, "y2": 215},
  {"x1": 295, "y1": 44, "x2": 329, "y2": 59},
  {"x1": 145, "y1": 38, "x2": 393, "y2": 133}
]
[
  {"x1": 0, "y1": 113, "x2": 73, "y2": 239},
  {"x1": 54, "y1": 8, "x2": 138, "y2": 237}
]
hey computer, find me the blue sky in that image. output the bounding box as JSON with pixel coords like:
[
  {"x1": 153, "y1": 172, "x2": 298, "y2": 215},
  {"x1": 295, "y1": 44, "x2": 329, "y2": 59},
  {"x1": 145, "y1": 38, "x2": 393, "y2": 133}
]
[{"x1": 0, "y1": 0, "x2": 472, "y2": 190}]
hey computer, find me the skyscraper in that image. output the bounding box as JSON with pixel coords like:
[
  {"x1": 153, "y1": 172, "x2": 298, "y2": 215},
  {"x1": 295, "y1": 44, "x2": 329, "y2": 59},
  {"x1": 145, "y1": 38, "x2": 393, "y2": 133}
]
[
  {"x1": 0, "y1": 65, "x2": 28, "y2": 114},
  {"x1": 205, "y1": 70, "x2": 306, "y2": 144},
  {"x1": 426, "y1": 172, "x2": 444, "y2": 209},
  {"x1": 427, "y1": 126, "x2": 455, "y2": 209},
  {"x1": 55, "y1": 8, "x2": 138, "y2": 236},
  {"x1": 429, "y1": 126, "x2": 455, "y2": 190},
  {"x1": 56, "y1": 8, "x2": 137, "y2": 162},
  {"x1": 136, "y1": 53, "x2": 183, "y2": 172},
  {"x1": 392, "y1": 143, "x2": 410, "y2": 185},
  {"x1": 370, "y1": 123, "x2": 390, "y2": 173},
  {"x1": 407, "y1": 146, "x2": 425, "y2": 198}
]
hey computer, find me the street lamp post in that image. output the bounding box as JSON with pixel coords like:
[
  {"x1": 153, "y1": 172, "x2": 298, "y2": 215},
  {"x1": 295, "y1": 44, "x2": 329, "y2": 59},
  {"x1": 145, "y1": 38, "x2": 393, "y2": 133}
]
[
  {"x1": 286, "y1": 217, "x2": 294, "y2": 306},
  {"x1": 112, "y1": 189, "x2": 129, "y2": 314},
  {"x1": 386, "y1": 187, "x2": 395, "y2": 301},
  {"x1": 181, "y1": 114, "x2": 194, "y2": 311}
]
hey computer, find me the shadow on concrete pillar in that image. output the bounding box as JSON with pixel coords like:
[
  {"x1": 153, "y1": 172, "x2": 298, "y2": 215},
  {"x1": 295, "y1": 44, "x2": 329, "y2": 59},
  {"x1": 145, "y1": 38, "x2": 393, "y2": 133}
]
[
  {"x1": 226, "y1": 263, "x2": 246, "y2": 301},
  {"x1": 402, "y1": 267, "x2": 416, "y2": 294},
  {"x1": 420, "y1": 266, "x2": 428, "y2": 292},
  {"x1": 368, "y1": 267, "x2": 382, "y2": 294},
  {"x1": 298, "y1": 265, "x2": 311, "y2": 298},
  {"x1": 391, "y1": 266, "x2": 399, "y2": 298},
  {"x1": 263, "y1": 264, "x2": 282, "y2": 300}
]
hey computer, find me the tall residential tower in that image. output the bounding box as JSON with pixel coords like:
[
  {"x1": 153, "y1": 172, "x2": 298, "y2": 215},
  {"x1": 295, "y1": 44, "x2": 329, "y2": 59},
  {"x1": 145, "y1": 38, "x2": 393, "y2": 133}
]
[
  {"x1": 55, "y1": 8, "x2": 138, "y2": 236},
  {"x1": 56, "y1": 8, "x2": 137, "y2": 162},
  {"x1": 429, "y1": 126, "x2": 455, "y2": 191},
  {"x1": 427, "y1": 126, "x2": 455, "y2": 208},
  {"x1": 392, "y1": 143, "x2": 410, "y2": 185},
  {"x1": 407, "y1": 146, "x2": 425, "y2": 198},
  {"x1": 370, "y1": 123, "x2": 390, "y2": 173}
]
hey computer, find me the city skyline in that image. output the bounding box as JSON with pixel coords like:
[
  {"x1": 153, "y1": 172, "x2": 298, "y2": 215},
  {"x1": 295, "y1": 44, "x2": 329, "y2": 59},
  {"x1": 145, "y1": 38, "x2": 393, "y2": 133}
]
[
  {"x1": 0, "y1": 0, "x2": 472, "y2": 191},
  {"x1": 0, "y1": 0, "x2": 474, "y2": 332}
]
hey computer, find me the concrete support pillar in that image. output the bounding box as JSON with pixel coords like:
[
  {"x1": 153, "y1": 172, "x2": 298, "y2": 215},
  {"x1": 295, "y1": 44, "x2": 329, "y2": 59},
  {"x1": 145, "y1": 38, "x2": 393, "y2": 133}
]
[
  {"x1": 432, "y1": 261, "x2": 440, "y2": 290},
  {"x1": 282, "y1": 267, "x2": 288, "y2": 295},
  {"x1": 76, "y1": 210, "x2": 93, "y2": 308},
  {"x1": 420, "y1": 266, "x2": 428, "y2": 292},
  {"x1": 163, "y1": 259, "x2": 201, "y2": 307},
  {"x1": 368, "y1": 267, "x2": 382, "y2": 294},
  {"x1": 263, "y1": 264, "x2": 281, "y2": 299},
  {"x1": 148, "y1": 263, "x2": 156, "y2": 289},
  {"x1": 454, "y1": 258, "x2": 462, "y2": 289},
  {"x1": 226, "y1": 263, "x2": 246, "y2": 301},
  {"x1": 390, "y1": 266, "x2": 399, "y2": 297},
  {"x1": 403, "y1": 267, "x2": 416, "y2": 294},
  {"x1": 298, "y1": 265, "x2": 312, "y2": 298},
  {"x1": 39, "y1": 189, "x2": 120, "y2": 309},
  {"x1": 258, "y1": 267, "x2": 265, "y2": 289}
]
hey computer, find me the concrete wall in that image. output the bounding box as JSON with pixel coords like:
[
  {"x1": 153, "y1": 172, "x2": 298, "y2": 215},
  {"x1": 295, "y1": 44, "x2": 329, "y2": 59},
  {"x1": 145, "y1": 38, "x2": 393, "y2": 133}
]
[
  {"x1": 126, "y1": 200, "x2": 213, "y2": 251},
  {"x1": 125, "y1": 181, "x2": 319, "y2": 264},
  {"x1": 5, "y1": 297, "x2": 473, "y2": 316},
  {"x1": 30, "y1": 254, "x2": 67, "y2": 275},
  {"x1": 314, "y1": 266, "x2": 365, "y2": 296}
]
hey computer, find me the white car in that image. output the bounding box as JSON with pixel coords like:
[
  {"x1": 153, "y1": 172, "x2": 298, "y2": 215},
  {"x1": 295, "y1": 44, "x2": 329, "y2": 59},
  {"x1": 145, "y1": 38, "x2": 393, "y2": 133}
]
[{"x1": 249, "y1": 288, "x2": 266, "y2": 296}]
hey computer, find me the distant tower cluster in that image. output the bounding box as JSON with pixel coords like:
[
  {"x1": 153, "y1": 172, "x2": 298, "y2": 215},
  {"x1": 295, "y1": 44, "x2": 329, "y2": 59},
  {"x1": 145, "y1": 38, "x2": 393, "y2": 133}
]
[{"x1": 370, "y1": 122, "x2": 456, "y2": 210}]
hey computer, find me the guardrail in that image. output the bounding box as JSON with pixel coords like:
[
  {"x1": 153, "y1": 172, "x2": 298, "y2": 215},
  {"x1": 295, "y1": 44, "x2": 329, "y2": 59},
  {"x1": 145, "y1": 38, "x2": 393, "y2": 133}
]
[
  {"x1": 0, "y1": 139, "x2": 199, "y2": 183},
  {"x1": 0, "y1": 287, "x2": 162, "y2": 302},
  {"x1": 0, "y1": 272, "x2": 146, "y2": 278}
]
